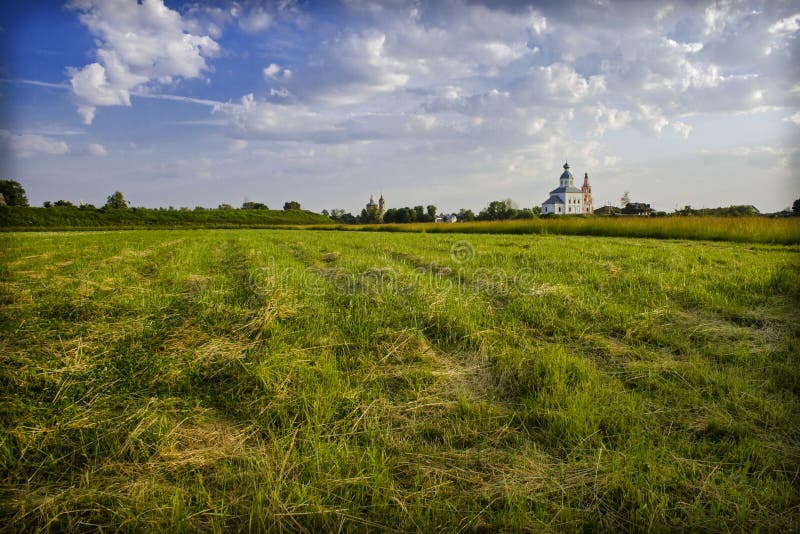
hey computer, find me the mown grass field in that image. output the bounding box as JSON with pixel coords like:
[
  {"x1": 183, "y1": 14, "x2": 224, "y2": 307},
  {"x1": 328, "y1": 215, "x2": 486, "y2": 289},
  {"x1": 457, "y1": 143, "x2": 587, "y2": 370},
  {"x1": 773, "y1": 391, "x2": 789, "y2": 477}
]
[{"x1": 1, "y1": 229, "x2": 799, "y2": 531}]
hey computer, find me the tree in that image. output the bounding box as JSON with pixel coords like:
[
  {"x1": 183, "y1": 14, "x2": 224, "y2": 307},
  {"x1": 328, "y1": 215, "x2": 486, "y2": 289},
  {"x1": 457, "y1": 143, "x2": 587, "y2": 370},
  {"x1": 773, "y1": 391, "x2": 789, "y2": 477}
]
[
  {"x1": 104, "y1": 191, "x2": 128, "y2": 209},
  {"x1": 217, "y1": 203, "x2": 234, "y2": 210},
  {"x1": 478, "y1": 200, "x2": 514, "y2": 221},
  {"x1": 0, "y1": 179, "x2": 29, "y2": 206},
  {"x1": 620, "y1": 191, "x2": 630, "y2": 208},
  {"x1": 321, "y1": 209, "x2": 330, "y2": 218},
  {"x1": 413, "y1": 205, "x2": 426, "y2": 222},
  {"x1": 514, "y1": 208, "x2": 535, "y2": 219},
  {"x1": 360, "y1": 206, "x2": 381, "y2": 224},
  {"x1": 426, "y1": 205, "x2": 437, "y2": 222},
  {"x1": 382, "y1": 208, "x2": 398, "y2": 223},
  {"x1": 283, "y1": 201, "x2": 301, "y2": 210},
  {"x1": 241, "y1": 201, "x2": 268, "y2": 210},
  {"x1": 54, "y1": 200, "x2": 74, "y2": 207},
  {"x1": 459, "y1": 209, "x2": 476, "y2": 222},
  {"x1": 793, "y1": 198, "x2": 800, "y2": 216},
  {"x1": 43, "y1": 201, "x2": 52, "y2": 208}
]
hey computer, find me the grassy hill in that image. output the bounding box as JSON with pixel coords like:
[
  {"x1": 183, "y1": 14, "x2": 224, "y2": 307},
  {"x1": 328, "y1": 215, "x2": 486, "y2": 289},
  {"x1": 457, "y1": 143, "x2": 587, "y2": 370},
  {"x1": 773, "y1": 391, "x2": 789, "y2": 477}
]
[{"x1": 0, "y1": 206, "x2": 333, "y2": 230}]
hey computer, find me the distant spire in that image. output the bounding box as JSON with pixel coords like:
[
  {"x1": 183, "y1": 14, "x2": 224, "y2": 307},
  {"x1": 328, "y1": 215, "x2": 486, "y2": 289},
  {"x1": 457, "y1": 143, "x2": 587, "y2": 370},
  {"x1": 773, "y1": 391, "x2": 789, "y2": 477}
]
[
  {"x1": 583, "y1": 172, "x2": 589, "y2": 184},
  {"x1": 563, "y1": 161, "x2": 570, "y2": 170}
]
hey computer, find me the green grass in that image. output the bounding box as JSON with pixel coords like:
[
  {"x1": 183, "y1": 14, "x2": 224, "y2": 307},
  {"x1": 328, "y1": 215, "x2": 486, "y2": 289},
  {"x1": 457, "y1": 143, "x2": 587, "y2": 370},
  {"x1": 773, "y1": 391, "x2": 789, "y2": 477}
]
[
  {"x1": 0, "y1": 206, "x2": 333, "y2": 230},
  {"x1": 313, "y1": 216, "x2": 800, "y2": 245},
  {"x1": 1, "y1": 229, "x2": 798, "y2": 531}
]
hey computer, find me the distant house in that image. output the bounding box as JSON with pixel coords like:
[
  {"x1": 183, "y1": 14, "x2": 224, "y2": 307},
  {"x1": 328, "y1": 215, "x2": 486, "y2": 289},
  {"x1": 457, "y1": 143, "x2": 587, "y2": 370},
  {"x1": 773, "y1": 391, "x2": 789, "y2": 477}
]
[
  {"x1": 435, "y1": 214, "x2": 459, "y2": 223},
  {"x1": 622, "y1": 202, "x2": 652, "y2": 215},
  {"x1": 594, "y1": 205, "x2": 620, "y2": 215}
]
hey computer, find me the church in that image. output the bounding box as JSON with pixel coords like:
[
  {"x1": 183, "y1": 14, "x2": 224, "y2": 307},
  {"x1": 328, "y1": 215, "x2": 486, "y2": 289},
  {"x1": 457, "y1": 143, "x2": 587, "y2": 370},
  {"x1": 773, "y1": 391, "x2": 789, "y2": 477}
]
[
  {"x1": 541, "y1": 162, "x2": 593, "y2": 215},
  {"x1": 366, "y1": 193, "x2": 385, "y2": 222}
]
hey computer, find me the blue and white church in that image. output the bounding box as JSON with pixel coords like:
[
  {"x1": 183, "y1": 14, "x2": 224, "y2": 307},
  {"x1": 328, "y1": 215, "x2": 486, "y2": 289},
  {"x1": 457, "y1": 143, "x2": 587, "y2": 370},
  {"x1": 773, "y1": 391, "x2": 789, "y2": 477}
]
[{"x1": 541, "y1": 162, "x2": 594, "y2": 215}]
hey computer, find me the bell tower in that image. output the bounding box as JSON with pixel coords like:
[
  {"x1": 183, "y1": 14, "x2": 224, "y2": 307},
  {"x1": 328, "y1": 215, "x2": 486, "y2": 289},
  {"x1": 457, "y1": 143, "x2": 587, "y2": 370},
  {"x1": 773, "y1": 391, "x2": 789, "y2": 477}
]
[
  {"x1": 378, "y1": 194, "x2": 385, "y2": 223},
  {"x1": 581, "y1": 172, "x2": 593, "y2": 214}
]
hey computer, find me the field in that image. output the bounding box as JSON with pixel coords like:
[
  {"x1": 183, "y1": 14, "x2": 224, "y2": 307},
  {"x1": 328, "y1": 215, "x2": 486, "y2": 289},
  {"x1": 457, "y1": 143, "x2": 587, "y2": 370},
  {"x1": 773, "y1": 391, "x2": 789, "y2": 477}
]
[
  {"x1": 1, "y1": 229, "x2": 799, "y2": 531},
  {"x1": 323, "y1": 216, "x2": 800, "y2": 245}
]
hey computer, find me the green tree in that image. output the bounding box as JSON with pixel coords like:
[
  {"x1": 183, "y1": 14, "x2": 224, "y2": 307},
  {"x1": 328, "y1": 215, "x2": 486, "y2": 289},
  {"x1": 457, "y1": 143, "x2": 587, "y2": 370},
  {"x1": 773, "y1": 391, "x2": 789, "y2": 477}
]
[
  {"x1": 104, "y1": 191, "x2": 128, "y2": 209},
  {"x1": 360, "y1": 206, "x2": 381, "y2": 224},
  {"x1": 42, "y1": 201, "x2": 52, "y2": 208},
  {"x1": 283, "y1": 201, "x2": 301, "y2": 210},
  {"x1": 478, "y1": 199, "x2": 514, "y2": 220},
  {"x1": 514, "y1": 208, "x2": 535, "y2": 219},
  {"x1": 217, "y1": 203, "x2": 234, "y2": 210},
  {"x1": 459, "y1": 209, "x2": 476, "y2": 222},
  {"x1": 54, "y1": 200, "x2": 74, "y2": 207},
  {"x1": 793, "y1": 198, "x2": 800, "y2": 216},
  {"x1": 426, "y1": 205, "x2": 437, "y2": 222},
  {"x1": 382, "y1": 208, "x2": 397, "y2": 223},
  {"x1": 242, "y1": 202, "x2": 268, "y2": 210},
  {"x1": 0, "y1": 179, "x2": 29, "y2": 206}
]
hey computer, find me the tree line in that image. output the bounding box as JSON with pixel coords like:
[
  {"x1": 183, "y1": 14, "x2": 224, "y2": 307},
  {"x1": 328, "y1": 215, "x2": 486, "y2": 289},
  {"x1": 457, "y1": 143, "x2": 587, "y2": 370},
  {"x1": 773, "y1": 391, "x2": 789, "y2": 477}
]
[
  {"x1": 0, "y1": 180, "x2": 304, "y2": 212},
  {"x1": 323, "y1": 199, "x2": 542, "y2": 225},
  {"x1": 4, "y1": 179, "x2": 800, "y2": 220}
]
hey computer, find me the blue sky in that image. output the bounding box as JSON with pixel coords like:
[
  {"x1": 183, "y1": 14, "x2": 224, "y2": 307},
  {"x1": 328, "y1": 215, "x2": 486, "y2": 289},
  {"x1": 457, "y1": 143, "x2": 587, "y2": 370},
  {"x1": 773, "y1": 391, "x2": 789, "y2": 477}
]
[{"x1": 1, "y1": 0, "x2": 798, "y2": 213}]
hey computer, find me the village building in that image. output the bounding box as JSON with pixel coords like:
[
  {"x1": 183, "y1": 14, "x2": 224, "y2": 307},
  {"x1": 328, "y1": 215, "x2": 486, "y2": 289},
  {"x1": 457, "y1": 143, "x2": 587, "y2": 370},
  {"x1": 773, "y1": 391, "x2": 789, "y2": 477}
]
[
  {"x1": 594, "y1": 205, "x2": 620, "y2": 215},
  {"x1": 541, "y1": 162, "x2": 592, "y2": 215},
  {"x1": 621, "y1": 202, "x2": 652, "y2": 215}
]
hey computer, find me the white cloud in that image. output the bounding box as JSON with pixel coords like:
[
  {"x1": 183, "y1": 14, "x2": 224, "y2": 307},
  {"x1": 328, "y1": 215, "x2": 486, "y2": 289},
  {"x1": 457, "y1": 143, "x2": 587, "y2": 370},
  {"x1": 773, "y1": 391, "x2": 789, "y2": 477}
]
[
  {"x1": 0, "y1": 130, "x2": 70, "y2": 158},
  {"x1": 672, "y1": 121, "x2": 692, "y2": 139},
  {"x1": 768, "y1": 13, "x2": 800, "y2": 35},
  {"x1": 714, "y1": 145, "x2": 799, "y2": 169},
  {"x1": 511, "y1": 63, "x2": 605, "y2": 107},
  {"x1": 263, "y1": 63, "x2": 292, "y2": 80},
  {"x1": 263, "y1": 64, "x2": 281, "y2": 79},
  {"x1": 527, "y1": 118, "x2": 546, "y2": 135},
  {"x1": 87, "y1": 142, "x2": 108, "y2": 156},
  {"x1": 228, "y1": 139, "x2": 248, "y2": 153},
  {"x1": 591, "y1": 103, "x2": 631, "y2": 136},
  {"x1": 529, "y1": 11, "x2": 547, "y2": 34},
  {"x1": 239, "y1": 6, "x2": 272, "y2": 33},
  {"x1": 785, "y1": 112, "x2": 800, "y2": 125},
  {"x1": 67, "y1": 0, "x2": 219, "y2": 124},
  {"x1": 636, "y1": 103, "x2": 669, "y2": 135}
]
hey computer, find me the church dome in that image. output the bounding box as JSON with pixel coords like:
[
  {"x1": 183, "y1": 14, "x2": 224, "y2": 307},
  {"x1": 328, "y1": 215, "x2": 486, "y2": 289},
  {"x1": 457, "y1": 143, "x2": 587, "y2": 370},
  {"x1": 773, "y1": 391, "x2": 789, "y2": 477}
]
[{"x1": 559, "y1": 161, "x2": 573, "y2": 181}]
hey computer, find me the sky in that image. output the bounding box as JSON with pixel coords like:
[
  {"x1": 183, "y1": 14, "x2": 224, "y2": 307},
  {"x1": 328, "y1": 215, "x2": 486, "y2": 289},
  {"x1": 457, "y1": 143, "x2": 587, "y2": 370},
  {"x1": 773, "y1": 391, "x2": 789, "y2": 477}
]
[{"x1": 0, "y1": 0, "x2": 798, "y2": 214}]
